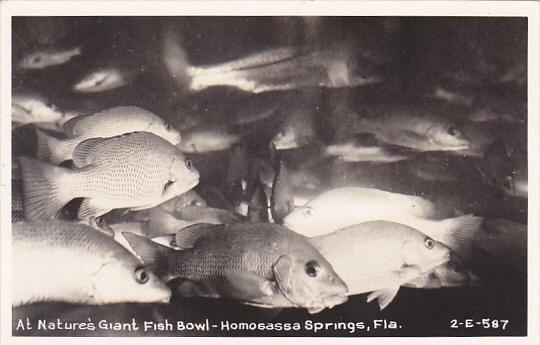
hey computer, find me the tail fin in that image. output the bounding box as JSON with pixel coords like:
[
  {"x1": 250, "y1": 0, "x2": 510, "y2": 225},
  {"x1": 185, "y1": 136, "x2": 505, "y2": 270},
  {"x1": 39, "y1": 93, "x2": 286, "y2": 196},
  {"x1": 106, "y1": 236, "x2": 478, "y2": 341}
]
[
  {"x1": 35, "y1": 129, "x2": 73, "y2": 164},
  {"x1": 18, "y1": 157, "x2": 74, "y2": 220},
  {"x1": 437, "y1": 215, "x2": 483, "y2": 260},
  {"x1": 162, "y1": 23, "x2": 192, "y2": 88}
]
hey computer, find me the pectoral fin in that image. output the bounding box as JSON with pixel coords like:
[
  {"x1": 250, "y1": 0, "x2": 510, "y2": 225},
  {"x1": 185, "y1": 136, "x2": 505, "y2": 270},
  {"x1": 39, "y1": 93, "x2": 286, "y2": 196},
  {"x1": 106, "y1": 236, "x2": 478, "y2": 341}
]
[
  {"x1": 77, "y1": 198, "x2": 111, "y2": 220},
  {"x1": 220, "y1": 270, "x2": 277, "y2": 300},
  {"x1": 366, "y1": 286, "x2": 400, "y2": 310}
]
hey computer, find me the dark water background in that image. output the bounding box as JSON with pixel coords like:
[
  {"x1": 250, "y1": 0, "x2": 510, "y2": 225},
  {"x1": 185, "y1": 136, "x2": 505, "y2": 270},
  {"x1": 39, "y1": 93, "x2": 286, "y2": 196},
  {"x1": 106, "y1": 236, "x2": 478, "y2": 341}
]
[{"x1": 12, "y1": 17, "x2": 527, "y2": 337}]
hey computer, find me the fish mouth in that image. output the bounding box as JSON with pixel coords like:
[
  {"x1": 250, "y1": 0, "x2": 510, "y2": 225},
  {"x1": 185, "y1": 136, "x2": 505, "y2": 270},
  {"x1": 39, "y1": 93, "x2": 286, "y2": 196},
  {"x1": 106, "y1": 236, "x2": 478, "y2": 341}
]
[
  {"x1": 305, "y1": 292, "x2": 348, "y2": 314},
  {"x1": 323, "y1": 292, "x2": 348, "y2": 308}
]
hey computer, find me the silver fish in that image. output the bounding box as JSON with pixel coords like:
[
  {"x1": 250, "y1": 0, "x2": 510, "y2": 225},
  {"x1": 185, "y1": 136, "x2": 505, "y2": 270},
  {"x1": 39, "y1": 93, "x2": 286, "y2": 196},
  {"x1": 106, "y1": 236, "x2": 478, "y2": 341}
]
[
  {"x1": 324, "y1": 138, "x2": 413, "y2": 163},
  {"x1": 310, "y1": 221, "x2": 450, "y2": 310},
  {"x1": 13, "y1": 220, "x2": 171, "y2": 306},
  {"x1": 350, "y1": 105, "x2": 470, "y2": 152},
  {"x1": 18, "y1": 47, "x2": 81, "y2": 69},
  {"x1": 73, "y1": 67, "x2": 136, "y2": 93},
  {"x1": 163, "y1": 26, "x2": 382, "y2": 94},
  {"x1": 35, "y1": 106, "x2": 181, "y2": 164},
  {"x1": 284, "y1": 187, "x2": 482, "y2": 259},
  {"x1": 20, "y1": 132, "x2": 199, "y2": 220}
]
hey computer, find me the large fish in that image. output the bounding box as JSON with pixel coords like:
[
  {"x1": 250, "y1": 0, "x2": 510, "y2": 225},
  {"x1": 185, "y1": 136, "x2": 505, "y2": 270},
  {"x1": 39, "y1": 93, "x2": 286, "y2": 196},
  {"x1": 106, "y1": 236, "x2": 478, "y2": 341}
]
[
  {"x1": 163, "y1": 26, "x2": 382, "y2": 94},
  {"x1": 18, "y1": 46, "x2": 81, "y2": 70},
  {"x1": 13, "y1": 220, "x2": 171, "y2": 306},
  {"x1": 35, "y1": 106, "x2": 181, "y2": 164},
  {"x1": 20, "y1": 132, "x2": 199, "y2": 220},
  {"x1": 283, "y1": 187, "x2": 482, "y2": 259},
  {"x1": 351, "y1": 105, "x2": 470, "y2": 152},
  {"x1": 124, "y1": 222, "x2": 348, "y2": 313},
  {"x1": 310, "y1": 221, "x2": 450, "y2": 310}
]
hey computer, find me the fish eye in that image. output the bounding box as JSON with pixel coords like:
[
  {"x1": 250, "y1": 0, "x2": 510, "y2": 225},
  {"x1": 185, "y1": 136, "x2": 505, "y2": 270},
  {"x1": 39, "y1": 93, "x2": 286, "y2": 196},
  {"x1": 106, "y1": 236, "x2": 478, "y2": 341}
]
[
  {"x1": 304, "y1": 261, "x2": 320, "y2": 277},
  {"x1": 303, "y1": 208, "x2": 313, "y2": 217},
  {"x1": 134, "y1": 267, "x2": 149, "y2": 284},
  {"x1": 95, "y1": 216, "x2": 104, "y2": 227},
  {"x1": 165, "y1": 122, "x2": 171, "y2": 130},
  {"x1": 428, "y1": 272, "x2": 438, "y2": 280},
  {"x1": 447, "y1": 126, "x2": 458, "y2": 136},
  {"x1": 424, "y1": 237, "x2": 435, "y2": 249},
  {"x1": 185, "y1": 159, "x2": 192, "y2": 169},
  {"x1": 32, "y1": 55, "x2": 43, "y2": 64}
]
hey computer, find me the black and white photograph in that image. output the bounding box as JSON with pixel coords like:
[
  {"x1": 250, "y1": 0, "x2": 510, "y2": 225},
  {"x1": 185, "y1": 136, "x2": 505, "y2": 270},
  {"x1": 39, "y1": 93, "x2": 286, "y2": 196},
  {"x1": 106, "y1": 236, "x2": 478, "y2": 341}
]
[{"x1": 1, "y1": 1, "x2": 539, "y2": 344}]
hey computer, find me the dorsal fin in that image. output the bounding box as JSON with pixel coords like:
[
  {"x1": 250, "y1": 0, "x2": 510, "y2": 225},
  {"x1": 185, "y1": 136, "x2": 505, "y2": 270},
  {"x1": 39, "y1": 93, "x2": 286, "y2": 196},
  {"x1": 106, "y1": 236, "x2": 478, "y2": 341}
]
[{"x1": 173, "y1": 223, "x2": 224, "y2": 250}]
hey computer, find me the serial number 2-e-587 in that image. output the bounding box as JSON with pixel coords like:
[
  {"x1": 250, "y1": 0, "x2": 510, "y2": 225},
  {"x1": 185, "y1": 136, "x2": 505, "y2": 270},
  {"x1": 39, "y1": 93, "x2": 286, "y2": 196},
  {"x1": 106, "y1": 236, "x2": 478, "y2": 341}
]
[{"x1": 450, "y1": 319, "x2": 509, "y2": 330}]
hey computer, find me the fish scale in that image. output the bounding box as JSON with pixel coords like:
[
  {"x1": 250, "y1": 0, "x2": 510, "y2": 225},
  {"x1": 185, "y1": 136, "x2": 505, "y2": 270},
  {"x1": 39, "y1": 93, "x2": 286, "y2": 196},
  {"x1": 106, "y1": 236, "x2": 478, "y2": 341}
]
[{"x1": 169, "y1": 224, "x2": 279, "y2": 279}]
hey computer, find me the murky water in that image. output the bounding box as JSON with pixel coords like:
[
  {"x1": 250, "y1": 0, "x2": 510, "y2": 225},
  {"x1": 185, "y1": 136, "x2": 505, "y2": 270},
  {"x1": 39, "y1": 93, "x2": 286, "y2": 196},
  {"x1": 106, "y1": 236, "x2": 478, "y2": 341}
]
[{"x1": 11, "y1": 17, "x2": 527, "y2": 336}]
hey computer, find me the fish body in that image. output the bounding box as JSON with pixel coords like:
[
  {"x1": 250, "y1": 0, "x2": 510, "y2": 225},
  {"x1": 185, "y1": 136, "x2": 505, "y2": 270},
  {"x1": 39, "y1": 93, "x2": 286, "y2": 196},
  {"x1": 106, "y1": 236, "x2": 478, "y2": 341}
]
[
  {"x1": 124, "y1": 223, "x2": 348, "y2": 313},
  {"x1": 12, "y1": 91, "x2": 65, "y2": 126},
  {"x1": 324, "y1": 139, "x2": 413, "y2": 163},
  {"x1": 20, "y1": 132, "x2": 200, "y2": 220},
  {"x1": 18, "y1": 47, "x2": 81, "y2": 69},
  {"x1": 13, "y1": 220, "x2": 170, "y2": 306},
  {"x1": 73, "y1": 67, "x2": 135, "y2": 93},
  {"x1": 352, "y1": 105, "x2": 470, "y2": 152},
  {"x1": 176, "y1": 126, "x2": 241, "y2": 153},
  {"x1": 35, "y1": 106, "x2": 181, "y2": 164},
  {"x1": 283, "y1": 187, "x2": 482, "y2": 259},
  {"x1": 310, "y1": 221, "x2": 450, "y2": 309},
  {"x1": 163, "y1": 28, "x2": 381, "y2": 94}
]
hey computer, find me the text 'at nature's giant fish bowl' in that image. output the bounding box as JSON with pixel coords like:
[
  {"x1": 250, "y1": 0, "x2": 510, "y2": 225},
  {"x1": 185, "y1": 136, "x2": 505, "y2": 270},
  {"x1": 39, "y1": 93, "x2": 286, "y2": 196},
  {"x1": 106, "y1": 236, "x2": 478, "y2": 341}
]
[{"x1": 11, "y1": 16, "x2": 528, "y2": 337}]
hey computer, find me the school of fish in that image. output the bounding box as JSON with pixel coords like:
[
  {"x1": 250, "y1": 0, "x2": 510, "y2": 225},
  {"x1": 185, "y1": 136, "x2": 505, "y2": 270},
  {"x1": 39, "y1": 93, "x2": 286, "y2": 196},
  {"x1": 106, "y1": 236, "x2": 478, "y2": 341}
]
[{"x1": 10, "y1": 17, "x2": 527, "y2": 323}]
